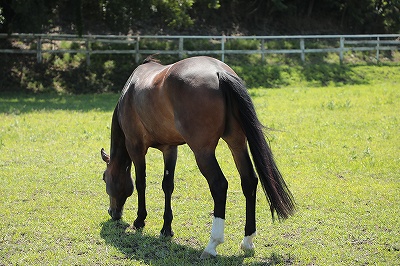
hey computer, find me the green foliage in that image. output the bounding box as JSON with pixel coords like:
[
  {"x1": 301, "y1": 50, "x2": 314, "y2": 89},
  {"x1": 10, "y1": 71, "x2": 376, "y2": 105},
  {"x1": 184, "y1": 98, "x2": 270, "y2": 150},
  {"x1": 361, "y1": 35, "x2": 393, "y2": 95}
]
[
  {"x1": 0, "y1": 71, "x2": 399, "y2": 264},
  {"x1": 1, "y1": 0, "x2": 399, "y2": 34},
  {"x1": 232, "y1": 64, "x2": 294, "y2": 88},
  {"x1": 1, "y1": 44, "x2": 399, "y2": 93},
  {"x1": 225, "y1": 39, "x2": 259, "y2": 50},
  {"x1": 183, "y1": 38, "x2": 218, "y2": 51},
  {"x1": 1, "y1": 34, "x2": 399, "y2": 94},
  {"x1": 156, "y1": 0, "x2": 195, "y2": 29}
]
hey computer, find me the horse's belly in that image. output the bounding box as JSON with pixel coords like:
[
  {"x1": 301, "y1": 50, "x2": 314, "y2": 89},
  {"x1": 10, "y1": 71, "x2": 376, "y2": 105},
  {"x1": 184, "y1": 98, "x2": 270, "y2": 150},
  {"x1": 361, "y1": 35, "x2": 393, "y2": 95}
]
[{"x1": 144, "y1": 119, "x2": 186, "y2": 146}]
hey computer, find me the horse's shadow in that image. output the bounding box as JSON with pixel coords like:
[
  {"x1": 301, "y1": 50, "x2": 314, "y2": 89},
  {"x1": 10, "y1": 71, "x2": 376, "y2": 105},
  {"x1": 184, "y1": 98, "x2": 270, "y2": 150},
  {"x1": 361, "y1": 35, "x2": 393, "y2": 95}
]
[{"x1": 100, "y1": 220, "x2": 284, "y2": 265}]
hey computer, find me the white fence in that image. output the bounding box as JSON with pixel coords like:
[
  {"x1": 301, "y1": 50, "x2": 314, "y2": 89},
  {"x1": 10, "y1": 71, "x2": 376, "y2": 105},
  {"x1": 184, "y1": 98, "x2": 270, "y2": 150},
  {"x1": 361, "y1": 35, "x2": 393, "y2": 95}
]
[{"x1": 1, "y1": 33, "x2": 399, "y2": 65}]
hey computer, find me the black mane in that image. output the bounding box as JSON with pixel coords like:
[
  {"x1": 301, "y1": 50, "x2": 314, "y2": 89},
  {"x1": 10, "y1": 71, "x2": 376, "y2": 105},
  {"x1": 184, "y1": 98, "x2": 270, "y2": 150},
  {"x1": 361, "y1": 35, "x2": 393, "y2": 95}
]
[{"x1": 142, "y1": 54, "x2": 161, "y2": 64}]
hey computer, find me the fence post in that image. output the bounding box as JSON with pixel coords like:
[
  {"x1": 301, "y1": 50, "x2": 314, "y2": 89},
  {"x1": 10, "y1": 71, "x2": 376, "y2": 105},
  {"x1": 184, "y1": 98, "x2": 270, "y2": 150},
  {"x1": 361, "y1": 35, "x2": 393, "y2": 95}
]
[
  {"x1": 339, "y1": 36, "x2": 344, "y2": 64},
  {"x1": 300, "y1": 38, "x2": 305, "y2": 62},
  {"x1": 261, "y1": 38, "x2": 265, "y2": 64},
  {"x1": 221, "y1": 35, "x2": 225, "y2": 62},
  {"x1": 376, "y1": 36, "x2": 380, "y2": 62},
  {"x1": 36, "y1": 36, "x2": 42, "y2": 63},
  {"x1": 179, "y1": 37, "x2": 184, "y2": 59},
  {"x1": 85, "y1": 37, "x2": 91, "y2": 66},
  {"x1": 135, "y1": 35, "x2": 140, "y2": 64}
]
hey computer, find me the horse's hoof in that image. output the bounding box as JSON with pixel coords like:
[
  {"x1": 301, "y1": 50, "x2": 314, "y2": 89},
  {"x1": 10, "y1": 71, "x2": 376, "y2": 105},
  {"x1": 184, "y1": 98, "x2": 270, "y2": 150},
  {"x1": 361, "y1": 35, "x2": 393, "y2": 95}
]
[
  {"x1": 240, "y1": 241, "x2": 255, "y2": 251},
  {"x1": 200, "y1": 250, "x2": 217, "y2": 259},
  {"x1": 240, "y1": 232, "x2": 256, "y2": 251},
  {"x1": 160, "y1": 228, "x2": 174, "y2": 238},
  {"x1": 133, "y1": 219, "x2": 145, "y2": 229}
]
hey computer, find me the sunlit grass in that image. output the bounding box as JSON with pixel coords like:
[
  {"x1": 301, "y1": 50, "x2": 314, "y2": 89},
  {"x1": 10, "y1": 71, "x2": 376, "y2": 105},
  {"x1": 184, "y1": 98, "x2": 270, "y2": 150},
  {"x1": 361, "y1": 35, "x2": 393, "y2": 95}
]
[{"x1": 0, "y1": 66, "x2": 399, "y2": 265}]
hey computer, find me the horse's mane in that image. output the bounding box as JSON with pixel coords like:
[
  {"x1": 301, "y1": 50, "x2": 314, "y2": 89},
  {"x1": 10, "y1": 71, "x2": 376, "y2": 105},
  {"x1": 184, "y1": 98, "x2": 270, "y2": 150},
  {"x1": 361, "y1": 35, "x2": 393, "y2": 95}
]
[{"x1": 142, "y1": 54, "x2": 161, "y2": 64}]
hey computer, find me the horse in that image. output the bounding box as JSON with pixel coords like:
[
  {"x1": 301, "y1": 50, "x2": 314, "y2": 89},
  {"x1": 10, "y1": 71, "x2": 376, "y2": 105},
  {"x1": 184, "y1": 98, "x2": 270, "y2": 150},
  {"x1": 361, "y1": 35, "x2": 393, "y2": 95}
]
[{"x1": 100, "y1": 55, "x2": 295, "y2": 258}]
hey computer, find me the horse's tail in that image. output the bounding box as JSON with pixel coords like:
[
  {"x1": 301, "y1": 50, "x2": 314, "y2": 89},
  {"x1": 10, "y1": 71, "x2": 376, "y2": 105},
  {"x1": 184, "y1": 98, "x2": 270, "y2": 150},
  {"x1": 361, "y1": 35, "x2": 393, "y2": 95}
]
[{"x1": 218, "y1": 71, "x2": 295, "y2": 220}]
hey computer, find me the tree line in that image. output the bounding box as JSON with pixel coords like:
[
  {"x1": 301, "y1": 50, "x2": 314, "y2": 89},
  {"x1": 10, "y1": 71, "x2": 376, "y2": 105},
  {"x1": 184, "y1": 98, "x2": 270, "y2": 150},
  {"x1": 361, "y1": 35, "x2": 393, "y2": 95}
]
[{"x1": 1, "y1": 0, "x2": 399, "y2": 35}]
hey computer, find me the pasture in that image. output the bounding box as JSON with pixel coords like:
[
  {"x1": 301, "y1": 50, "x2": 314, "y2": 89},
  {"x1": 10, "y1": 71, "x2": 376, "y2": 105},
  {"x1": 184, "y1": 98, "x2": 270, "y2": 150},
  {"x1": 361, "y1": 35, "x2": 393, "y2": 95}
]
[{"x1": 0, "y1": 65, "x2": 399, "y2": 265}]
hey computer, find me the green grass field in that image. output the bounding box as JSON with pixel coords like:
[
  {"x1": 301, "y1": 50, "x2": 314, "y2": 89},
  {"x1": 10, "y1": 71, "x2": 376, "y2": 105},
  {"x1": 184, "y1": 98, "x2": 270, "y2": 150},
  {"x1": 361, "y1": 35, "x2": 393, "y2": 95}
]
[{"x1": 0, "y1": 65, "x2": 399, "y2": 265}]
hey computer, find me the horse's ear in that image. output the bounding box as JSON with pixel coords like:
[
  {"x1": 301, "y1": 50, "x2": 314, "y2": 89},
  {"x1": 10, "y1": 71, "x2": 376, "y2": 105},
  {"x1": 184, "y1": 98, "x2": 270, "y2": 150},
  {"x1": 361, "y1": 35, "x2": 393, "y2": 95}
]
[{"x1": 101, "y1": 148, "x2": 110, "y2": 164}]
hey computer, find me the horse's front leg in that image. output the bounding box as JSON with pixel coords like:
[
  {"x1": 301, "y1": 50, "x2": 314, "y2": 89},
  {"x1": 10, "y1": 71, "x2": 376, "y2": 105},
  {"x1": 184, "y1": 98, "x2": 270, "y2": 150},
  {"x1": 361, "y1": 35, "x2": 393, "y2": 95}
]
[
  {"x1": 131, "y1": 153, "x2": 147, "y2": 229},
  {"x1": 160, "y1": 145, "x2": 178, "y2": 237}
]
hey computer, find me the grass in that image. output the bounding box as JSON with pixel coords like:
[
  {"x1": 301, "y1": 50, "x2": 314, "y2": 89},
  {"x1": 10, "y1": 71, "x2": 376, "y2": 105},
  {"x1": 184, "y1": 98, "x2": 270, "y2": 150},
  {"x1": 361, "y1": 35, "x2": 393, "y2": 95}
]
[{"x1": 0, "y1": 66, "x2": 399, "y2": 265}]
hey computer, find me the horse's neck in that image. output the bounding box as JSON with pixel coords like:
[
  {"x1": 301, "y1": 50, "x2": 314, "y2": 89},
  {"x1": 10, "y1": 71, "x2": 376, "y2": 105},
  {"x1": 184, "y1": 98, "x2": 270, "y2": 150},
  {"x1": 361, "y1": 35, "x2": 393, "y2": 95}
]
[{"x1": 110, "y1": 106, "x2": 131, "y2": 168}]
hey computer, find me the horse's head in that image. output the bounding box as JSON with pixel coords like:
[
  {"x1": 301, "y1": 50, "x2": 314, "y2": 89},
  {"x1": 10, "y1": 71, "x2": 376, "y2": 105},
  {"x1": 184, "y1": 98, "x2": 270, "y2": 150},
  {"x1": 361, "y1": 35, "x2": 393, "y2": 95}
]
[{"x1": 101, "y1": 148, "x2": 134, "y2": 220}]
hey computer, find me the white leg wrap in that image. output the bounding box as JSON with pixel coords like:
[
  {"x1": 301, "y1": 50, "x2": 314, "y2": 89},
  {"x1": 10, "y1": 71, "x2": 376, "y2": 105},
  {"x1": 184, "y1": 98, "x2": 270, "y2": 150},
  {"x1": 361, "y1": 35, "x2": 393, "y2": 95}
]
[
  {"x1": 240, "y1": 232, "x2": 257, "y2": 250},
  {"x1": 201, "y1": 217, "x2": 225, "y2": 258}
]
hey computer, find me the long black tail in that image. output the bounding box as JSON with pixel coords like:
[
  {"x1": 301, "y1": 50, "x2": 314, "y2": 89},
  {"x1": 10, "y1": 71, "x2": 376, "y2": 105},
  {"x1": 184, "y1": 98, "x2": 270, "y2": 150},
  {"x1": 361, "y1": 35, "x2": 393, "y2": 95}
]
[{"x1": 218, "y1": 71, "x2": 295, "y2": 220}]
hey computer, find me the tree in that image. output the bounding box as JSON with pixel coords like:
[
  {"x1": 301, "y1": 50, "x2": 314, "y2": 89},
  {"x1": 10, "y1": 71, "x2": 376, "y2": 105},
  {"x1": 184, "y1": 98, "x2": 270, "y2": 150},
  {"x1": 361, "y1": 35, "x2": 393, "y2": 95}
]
[{"x1": 0, "y1": 0, "x2": 399, "y2": 34}]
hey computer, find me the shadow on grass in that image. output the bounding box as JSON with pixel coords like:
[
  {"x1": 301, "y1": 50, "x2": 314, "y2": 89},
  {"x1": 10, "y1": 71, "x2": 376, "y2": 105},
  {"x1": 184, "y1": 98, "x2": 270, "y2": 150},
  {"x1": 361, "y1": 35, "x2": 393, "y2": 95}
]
[
  {"x1": 300, "y1": 63, "x2": 368, "y2": 86},
  {"x1": 100, "y1": 219, "x2": 288, "y2": 265},
  {"x1": 0, "y1": 92, "x2": 119, "y2": 114},
  {"x1": 233, "y1": 62, "x2": 371, "y2": 89}
]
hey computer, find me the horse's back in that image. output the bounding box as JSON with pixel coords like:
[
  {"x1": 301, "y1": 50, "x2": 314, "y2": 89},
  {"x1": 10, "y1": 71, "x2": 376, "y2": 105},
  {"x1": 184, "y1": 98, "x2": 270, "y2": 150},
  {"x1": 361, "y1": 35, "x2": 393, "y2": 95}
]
[
  {"x1": 121, "y1": 56, "x2": 237, "y2": 150},
  {"x1": 168, "y1": 56, "x2": 232, "y2": 81}
]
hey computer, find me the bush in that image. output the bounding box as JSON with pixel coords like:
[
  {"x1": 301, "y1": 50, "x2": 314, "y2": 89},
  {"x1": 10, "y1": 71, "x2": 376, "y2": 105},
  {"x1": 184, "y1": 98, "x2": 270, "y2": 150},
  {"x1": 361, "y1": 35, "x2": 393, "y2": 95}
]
[{"x1": 1, "y1": 37, "x2": 399, "y2": 93}]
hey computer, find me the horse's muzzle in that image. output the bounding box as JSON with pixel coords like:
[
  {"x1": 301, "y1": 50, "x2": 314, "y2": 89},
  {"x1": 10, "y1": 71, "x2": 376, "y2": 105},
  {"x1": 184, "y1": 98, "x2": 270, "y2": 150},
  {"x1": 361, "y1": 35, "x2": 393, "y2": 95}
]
[{"x1": 108, "y1": 207, "x2": 122, "y2": 220}]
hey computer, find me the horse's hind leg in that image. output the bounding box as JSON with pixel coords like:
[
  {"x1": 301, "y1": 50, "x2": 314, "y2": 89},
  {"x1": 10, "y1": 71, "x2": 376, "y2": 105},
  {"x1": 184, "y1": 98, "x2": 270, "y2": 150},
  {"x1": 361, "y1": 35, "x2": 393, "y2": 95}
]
[
  {"x1": 193, "y1": 150, "x2": 228, "y2": 258},
  {"x1": 234, "y1": 148, "x2": 258, "y2": 251},
  {"x1": 160, "y1": 145, "x2": 177, "y2": 237},
  {"x1": 224, "y1": 132, "x2": 258, "y2": 251}
]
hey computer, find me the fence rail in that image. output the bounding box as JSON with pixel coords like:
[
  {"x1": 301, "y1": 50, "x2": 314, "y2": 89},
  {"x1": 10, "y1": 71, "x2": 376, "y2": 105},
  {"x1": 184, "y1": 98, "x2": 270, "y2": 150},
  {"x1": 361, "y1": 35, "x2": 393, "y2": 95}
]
[{"x1": 1, "y1": 33, "x2": 399, "y2": 65}]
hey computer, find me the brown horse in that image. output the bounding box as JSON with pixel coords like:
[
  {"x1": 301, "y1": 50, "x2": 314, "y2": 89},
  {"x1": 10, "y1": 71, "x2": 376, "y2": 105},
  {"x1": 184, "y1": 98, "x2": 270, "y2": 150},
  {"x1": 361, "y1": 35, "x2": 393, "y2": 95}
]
[{"x1": 101, "y1": 56, "x2": 295, "y2": 258}]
